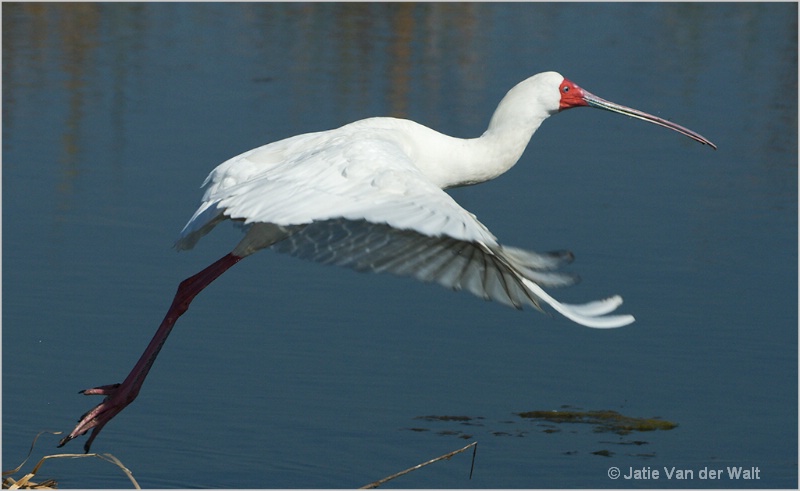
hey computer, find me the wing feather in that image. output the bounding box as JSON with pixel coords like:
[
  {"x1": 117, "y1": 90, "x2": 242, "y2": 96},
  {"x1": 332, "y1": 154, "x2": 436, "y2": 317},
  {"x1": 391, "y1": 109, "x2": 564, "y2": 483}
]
[
  {"x1": 270, "y1": 219, "x2": 577, "y2": 312},
  {"x1": 175, "y1": 123, "x2": 634, "y2": 328},
  {"x1": 176, "y1": 132, "x2": 498, "y2": 251}
]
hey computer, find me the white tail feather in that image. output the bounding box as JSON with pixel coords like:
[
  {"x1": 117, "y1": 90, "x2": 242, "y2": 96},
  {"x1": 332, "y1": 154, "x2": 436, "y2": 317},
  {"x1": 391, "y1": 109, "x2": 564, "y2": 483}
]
[{"x1": 520, "y1": 278, "x2": 635, "y2": 329}]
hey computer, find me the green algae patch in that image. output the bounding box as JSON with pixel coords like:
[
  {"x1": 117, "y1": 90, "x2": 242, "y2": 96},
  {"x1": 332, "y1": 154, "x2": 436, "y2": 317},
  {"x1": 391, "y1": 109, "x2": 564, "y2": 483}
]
[{"x1": 517, "y1": 409, "x2": 677, "y2": 435}]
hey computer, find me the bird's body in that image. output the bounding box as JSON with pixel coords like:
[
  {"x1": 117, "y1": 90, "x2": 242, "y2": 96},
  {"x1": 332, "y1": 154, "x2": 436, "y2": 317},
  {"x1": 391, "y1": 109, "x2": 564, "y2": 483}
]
[
  {"x1": 178, "y1": 72, "x2": 567, "y2": 253},
  {"x1": 177, "y1": 117, "x2": 505, "y2": 250},
  {"x1": 60, "y1": 71, "x2": 716, "y2": 452}
]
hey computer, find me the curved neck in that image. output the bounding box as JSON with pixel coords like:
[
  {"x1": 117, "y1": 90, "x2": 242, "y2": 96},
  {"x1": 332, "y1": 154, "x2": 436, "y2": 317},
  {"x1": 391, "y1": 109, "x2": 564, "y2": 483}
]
[{"x1": 414, "y1": 110, "x2": 550, "y2": 190}]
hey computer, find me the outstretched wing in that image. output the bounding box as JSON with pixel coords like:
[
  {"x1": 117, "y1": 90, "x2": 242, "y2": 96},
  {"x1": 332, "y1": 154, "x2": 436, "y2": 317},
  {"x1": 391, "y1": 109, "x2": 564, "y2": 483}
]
[
  {"x1": 267, "y1": 219, "x2": 632, "y2": 328},
  {"x1": 176, "y1": 126, "x2": 634, "y2": 328},
  {"x1": 271, "y1": 218, "x2": 578, "y2": 307},
  {"x1": 177, "y1": 130, "x2": 499, "y2": 250}
]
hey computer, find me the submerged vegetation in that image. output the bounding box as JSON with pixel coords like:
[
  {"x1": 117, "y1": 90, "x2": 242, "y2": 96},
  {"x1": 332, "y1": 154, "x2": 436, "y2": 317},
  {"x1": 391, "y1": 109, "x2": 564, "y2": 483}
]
[
  {"x1": 517, "y1": 409, "x2": 678, "y2": 435},
  {"x1": 409, "y1": 408, "x2": 677, "y2": 438},
  {"x1": 407, "y1": 407, "x2": 677, "y2": 459}
]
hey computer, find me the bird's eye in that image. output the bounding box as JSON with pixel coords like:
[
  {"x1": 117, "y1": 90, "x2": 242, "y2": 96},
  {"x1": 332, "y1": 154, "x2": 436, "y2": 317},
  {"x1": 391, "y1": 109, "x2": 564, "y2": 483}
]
[{"x1": 562, "y1": 85, "x2": 569, "y2": 93}]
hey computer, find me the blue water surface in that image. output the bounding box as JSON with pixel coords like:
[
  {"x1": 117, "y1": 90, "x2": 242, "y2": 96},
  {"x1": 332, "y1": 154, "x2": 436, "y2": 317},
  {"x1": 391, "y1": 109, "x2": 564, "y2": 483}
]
[{"x1": 3, "y1": 3, "x2": 797, "y2": 488}]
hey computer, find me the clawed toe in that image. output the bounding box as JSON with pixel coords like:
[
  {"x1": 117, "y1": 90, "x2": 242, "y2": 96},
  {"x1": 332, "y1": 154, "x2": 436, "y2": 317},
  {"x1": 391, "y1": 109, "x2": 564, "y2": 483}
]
[
  {"x1": 60, "y1": 380, "x2": 140, "y2": 453},
  {"x1": 80, "y1": 383, "x2": 121, "y2": 396},
  {"x1": 57, "y1": 433, "x2": 74, "y2": 448}
]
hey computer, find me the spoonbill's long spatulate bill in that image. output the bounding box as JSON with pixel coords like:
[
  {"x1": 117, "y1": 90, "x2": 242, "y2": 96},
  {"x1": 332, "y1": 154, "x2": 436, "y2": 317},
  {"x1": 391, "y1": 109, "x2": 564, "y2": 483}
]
[
  {"x1": 60, "y1": 71, "x2": 715, "y2": 452},
  {"x1": 558, "y1": 78, "x2": 716, "y2": 148}
]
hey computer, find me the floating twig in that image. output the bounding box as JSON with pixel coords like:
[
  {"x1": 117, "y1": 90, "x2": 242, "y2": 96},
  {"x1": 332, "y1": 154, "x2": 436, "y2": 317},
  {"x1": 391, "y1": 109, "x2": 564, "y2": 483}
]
[{"x1": 360, "y1": 441, "x2": 477, "y2": 489}]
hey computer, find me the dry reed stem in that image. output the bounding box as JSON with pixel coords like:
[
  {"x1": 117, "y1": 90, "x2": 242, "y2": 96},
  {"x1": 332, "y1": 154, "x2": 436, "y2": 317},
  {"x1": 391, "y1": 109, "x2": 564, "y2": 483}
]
[
  {"x1": 360, "y1": 441, "x2": 478, "y2": 488},
  {"x1": 2, "y1": 431, "x2": 140, "y2": 489}
]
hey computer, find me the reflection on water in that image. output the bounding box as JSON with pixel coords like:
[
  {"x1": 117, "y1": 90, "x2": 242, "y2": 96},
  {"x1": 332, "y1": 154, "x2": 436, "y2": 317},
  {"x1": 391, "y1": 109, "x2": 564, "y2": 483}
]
[{"x1": 3, "y1": 2, "x2": 797, "y2": 488}]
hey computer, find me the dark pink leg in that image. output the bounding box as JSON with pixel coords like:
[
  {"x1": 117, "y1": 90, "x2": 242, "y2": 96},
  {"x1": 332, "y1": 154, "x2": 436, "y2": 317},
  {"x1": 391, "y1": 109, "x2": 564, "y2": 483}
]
[{"x1": 59, "y1": 252, "x2": 243, "y2": 452}]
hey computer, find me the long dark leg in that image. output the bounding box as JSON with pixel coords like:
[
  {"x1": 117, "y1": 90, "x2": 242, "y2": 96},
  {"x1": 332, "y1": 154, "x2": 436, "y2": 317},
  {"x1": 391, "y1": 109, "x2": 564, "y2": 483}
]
[{"x1": 59, "y1": 252, "x2": 243, "y2": 452}]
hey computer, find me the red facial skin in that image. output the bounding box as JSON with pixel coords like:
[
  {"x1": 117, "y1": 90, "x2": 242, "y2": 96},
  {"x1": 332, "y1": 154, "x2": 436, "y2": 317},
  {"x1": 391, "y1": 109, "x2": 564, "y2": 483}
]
[{"x1": 559, "y1": 78, "x2": 588, "y2": 111}]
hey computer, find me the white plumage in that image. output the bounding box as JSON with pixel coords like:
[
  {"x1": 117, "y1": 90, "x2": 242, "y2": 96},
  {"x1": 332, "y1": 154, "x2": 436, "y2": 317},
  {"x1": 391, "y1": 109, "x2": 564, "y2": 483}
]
[
  {"x1": 177, "y1": 73, "x2": 635, "y2": 328},
  {"x1": 60, "y1": 71, "x2": 716, "y2": 454}
]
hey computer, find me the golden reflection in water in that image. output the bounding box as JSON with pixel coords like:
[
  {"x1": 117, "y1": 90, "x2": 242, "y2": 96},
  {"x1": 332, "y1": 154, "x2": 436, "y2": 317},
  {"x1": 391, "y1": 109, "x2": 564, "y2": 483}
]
[
  {"x1": 4, "y1": 3, "x2": 496, "y2": 216},
  {"x1": 6, "y1": 3, "x2": 794, "y2": 229}
]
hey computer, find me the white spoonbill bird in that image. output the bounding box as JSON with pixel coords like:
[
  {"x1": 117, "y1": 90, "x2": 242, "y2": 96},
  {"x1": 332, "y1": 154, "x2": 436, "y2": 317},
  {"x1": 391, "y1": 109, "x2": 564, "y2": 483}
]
[{"x1": 60, "y1": 71, "x2": 715, "y2": 452}]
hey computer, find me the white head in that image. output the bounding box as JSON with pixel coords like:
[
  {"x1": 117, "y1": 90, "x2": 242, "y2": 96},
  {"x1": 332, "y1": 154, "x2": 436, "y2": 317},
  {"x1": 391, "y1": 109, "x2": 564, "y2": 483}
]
[
  {"x1": 487, "y1": 71, "x2": 564, "y2": 134},
  {"x1": 487, "y1": 71, "x2": 716, "y2": 149}
]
